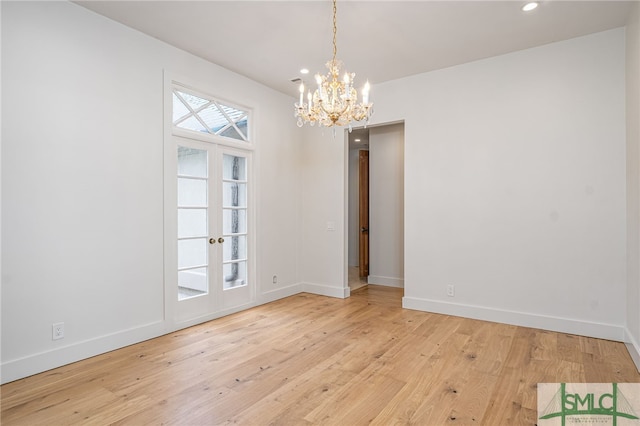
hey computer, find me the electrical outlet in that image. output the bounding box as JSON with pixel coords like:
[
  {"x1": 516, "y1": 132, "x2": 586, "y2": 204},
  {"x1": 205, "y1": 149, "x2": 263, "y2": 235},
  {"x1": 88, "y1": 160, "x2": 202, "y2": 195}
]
[
  {"x1": 447, "y1": 285, "x2": 455, "y2": 297},
  {"x1": 52, "y1": 322, "x2": 64, "y2": 340},
  {"x1": 272, "y1": 275, "x2": 277, "y2": 284}
]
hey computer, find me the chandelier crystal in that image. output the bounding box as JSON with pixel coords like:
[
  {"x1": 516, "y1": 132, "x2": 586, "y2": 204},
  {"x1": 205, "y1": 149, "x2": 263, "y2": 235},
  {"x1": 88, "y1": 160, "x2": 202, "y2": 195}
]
[{"x1": 295, "y1": 0, "x2": 373, "y2": 128}]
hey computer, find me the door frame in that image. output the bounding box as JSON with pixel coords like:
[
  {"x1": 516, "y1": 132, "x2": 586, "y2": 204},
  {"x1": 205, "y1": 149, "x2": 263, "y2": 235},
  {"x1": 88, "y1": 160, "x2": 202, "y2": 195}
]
[
  {"x1": 163, "y1": 72, "x2": 256, "y2": 332},
  {"x1": 344, "y1": 121, "x2": 405, "y2": 296}
]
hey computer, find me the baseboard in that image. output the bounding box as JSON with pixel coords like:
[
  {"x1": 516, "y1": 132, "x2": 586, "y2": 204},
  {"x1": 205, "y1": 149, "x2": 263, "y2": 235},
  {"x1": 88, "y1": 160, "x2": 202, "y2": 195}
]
[
  {"x1": 368, "y1": 275, "x2": 404, "y2": 288},
  {"x1": 260, "y1": 283, "x2": 304, "y2": 304},
  {"x1": 302, "y1": 282, "x2": 350, "y2": 299},
  {"x1": 174, "y1": 301, "x2": 260, "y2": 330},
  {"x1": 402, "y1": 296, "x2": 625, "y2": 342},
  {"x1": 1, "y1": 320, "x2": 166, "y2": 385},
  {"x1": 624, "y1": 328, "x2": 640, "y2": 372}
]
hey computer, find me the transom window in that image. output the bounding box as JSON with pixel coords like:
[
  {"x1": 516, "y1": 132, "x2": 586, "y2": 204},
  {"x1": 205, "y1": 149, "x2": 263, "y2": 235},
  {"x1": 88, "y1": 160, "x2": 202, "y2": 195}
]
[{"x1": 172, "y1": 87, "x2": 250, "y2": 143}]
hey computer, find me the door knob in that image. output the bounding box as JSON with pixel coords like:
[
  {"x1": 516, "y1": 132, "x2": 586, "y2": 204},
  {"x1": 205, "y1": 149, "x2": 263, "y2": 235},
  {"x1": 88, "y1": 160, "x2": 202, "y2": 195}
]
[
  {"x1": 361, "y1": 227, "x2": 368, "y2": 233},
  {"x1": 209, "y1": 238, "x2": 216, "y2": 244},
  {"x1": 218, "y1": 237, "x2": 225, "y2": 243}
]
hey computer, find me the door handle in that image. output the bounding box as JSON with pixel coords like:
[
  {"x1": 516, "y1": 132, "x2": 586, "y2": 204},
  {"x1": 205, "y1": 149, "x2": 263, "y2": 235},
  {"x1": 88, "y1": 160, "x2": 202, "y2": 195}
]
[
  {"x1": 361, "y1": 227, "x2": 368, "y2": 233},
  {"x1": 209, "y1": 238, "x2": 216, "y2": 244},
  {"x1": 218, "y1": 237, "x2": 225, "y2": 243}
]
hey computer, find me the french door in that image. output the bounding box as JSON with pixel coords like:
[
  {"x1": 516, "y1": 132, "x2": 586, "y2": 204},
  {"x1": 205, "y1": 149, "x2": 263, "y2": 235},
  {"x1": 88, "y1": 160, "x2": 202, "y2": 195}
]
[{"x1": 172, "y1": 137, "x2": 253, "y2": 324}]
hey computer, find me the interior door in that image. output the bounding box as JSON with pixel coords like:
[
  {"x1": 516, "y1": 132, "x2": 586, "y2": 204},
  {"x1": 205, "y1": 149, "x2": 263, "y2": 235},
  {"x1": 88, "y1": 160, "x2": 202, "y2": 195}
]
[
  {"x1": 359, "y1": 150, "x2": 370, "y2": 278},
  {"x1": 174, "y1": 138, "x2": 253, "y2": 323}
]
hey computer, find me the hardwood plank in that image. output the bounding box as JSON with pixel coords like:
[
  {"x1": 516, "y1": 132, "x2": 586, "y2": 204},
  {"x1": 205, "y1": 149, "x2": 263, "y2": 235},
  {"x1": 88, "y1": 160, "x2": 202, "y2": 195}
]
[
  {"x1": 303, "y1": 369, "x2": 406, "y2": 425},
  {"x1": 408, "y1": 332, "x2": 474, "y2": 424},
  {"x1": 2, "y1": 286, "x2": 639, "y2": 425},
  {"x1": 220, "y1": 363, "x2": 355, "y2": 425}
]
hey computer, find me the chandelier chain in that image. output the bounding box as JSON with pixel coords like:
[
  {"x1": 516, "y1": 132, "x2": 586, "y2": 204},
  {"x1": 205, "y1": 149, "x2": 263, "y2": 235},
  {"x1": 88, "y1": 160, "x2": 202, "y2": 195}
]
[{"x1": 332, "y1": 0, "x2": 337, "y2": 63}]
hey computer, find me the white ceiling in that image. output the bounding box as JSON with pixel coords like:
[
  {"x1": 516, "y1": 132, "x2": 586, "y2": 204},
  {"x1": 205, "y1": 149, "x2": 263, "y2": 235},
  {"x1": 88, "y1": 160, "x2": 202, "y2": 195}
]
[{"x1": 75, "y1": 0, "x2": 634, "y2": 97}]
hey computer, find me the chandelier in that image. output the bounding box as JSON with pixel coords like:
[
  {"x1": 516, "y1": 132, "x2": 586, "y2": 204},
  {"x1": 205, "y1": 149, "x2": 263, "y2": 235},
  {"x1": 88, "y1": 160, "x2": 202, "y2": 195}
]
[{"x1": 295, "y1": 0, "x2": 373, "y2": 128}]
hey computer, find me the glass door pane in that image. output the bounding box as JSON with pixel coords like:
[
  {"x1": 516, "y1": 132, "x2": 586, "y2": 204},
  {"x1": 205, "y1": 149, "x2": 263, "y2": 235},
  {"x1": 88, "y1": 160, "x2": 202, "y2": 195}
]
[
  {"x1": 171, "y1": 142, "x2": 252, "y2": 318},
  {"x1": 222, "y1": 154, "x2": 248, "y2": 290},
  {"x1": 177, "y1": 146, "x2": 208, "y2": 300}
]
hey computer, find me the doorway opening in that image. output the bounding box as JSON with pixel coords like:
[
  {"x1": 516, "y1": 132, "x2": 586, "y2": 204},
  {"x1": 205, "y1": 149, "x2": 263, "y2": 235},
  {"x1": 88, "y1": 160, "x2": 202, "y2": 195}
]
[
  {"x1": 347, "y1": 123, "x2": 405, "y2": 293},
  {"x1": 348, "y1": 129, "x2": 370, "y2": 291}
]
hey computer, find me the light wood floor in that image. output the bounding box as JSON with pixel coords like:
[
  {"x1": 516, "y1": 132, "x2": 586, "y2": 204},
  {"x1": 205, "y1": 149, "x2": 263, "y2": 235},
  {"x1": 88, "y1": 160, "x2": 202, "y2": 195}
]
[
  {"x1": 2, "y1": 285, "x2": 639, "y2": 425},
  {"x1": 348, "y1": 266, "x2": 367, "y2": 292}
]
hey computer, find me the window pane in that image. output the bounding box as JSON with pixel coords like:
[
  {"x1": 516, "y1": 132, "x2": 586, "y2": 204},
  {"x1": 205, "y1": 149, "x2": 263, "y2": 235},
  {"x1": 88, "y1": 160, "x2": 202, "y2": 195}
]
[
  {"x1": 223, "y1": 261, "x2": 247, "y2": 289},
  {"x1": 178, "y1": 267, "x2": 207, "y2": 300},
  {"x1": 219, "y1": 126, "x2": 243, "y2": 140},
  {"x1": 223, "y1": 182, "x2": 246, "y2": 208},
  {"x1": 223, "y1": 209, "x2": 246, "y2": 234},
  {"x1": 235, "y1": 118, "x2": 248, "y2": 139},
  {"x1": 178, "y1": 208, "x2": 207, "y2": 238},
  {"x1": 200, "y1": 103, "x2": 227, "y2": 132},
  {"x1": 175, "y1": 90, "x2": 209, "y2": 111},
  {"x1": 173, "y1": 93, "x2": 190, "y2": 122},
  {"x1": 223, "y1": 154, "x2": 247, "y2": 181},
  {"x1": 219, "y1": 104, "x2": 247, "y2": 125},
  {"x1": 172, "y1": 86, "x2": 250, "y2": 142},
  {"x1": 178, "y1": 178, "x2": 207, "y2": 207},
  {"x1": 178, "y1": 238, "x2": 207, "y2": 269},
  {"x1": 178, "y1": 147, "x2": 207, "y2": 178},
  {"x1": 177, "y1": 116, "x2": 207, "y2": 133},
  {"x1": 223, "y1": 235, "x2": 246, "y2": 262}
]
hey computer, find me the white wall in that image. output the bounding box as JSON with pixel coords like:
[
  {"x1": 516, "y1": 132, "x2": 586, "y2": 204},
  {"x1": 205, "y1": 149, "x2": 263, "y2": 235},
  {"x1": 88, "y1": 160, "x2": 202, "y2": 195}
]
[
  {"x1": 297, "y1": 127, "x2": 349, "y2": 298},
  {"x1": 1, "y1": 1, "x2": 300, "y2": 383},
  {"x1": 369, "y1": 29, "x2": 627, "y2": 340},
  {"x1": 626, "y1": 2, "x2": 640, "y2": 368},
  {"x1": 369, "y1": 124, "x2": 404, "y2": 287}
]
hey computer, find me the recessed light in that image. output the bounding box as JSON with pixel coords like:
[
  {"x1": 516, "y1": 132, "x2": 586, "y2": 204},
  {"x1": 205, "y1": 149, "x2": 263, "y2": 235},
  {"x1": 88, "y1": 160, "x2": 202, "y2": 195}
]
[
  {"x1": 522, "y1": 2, "x2": 538, "y2": 12},
  {"x1": 300, "y1": 68, "x2": 309, "y2": 74},
  {"x1": 355, "y1": 139, "x2": 361, "y2": 142}
]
